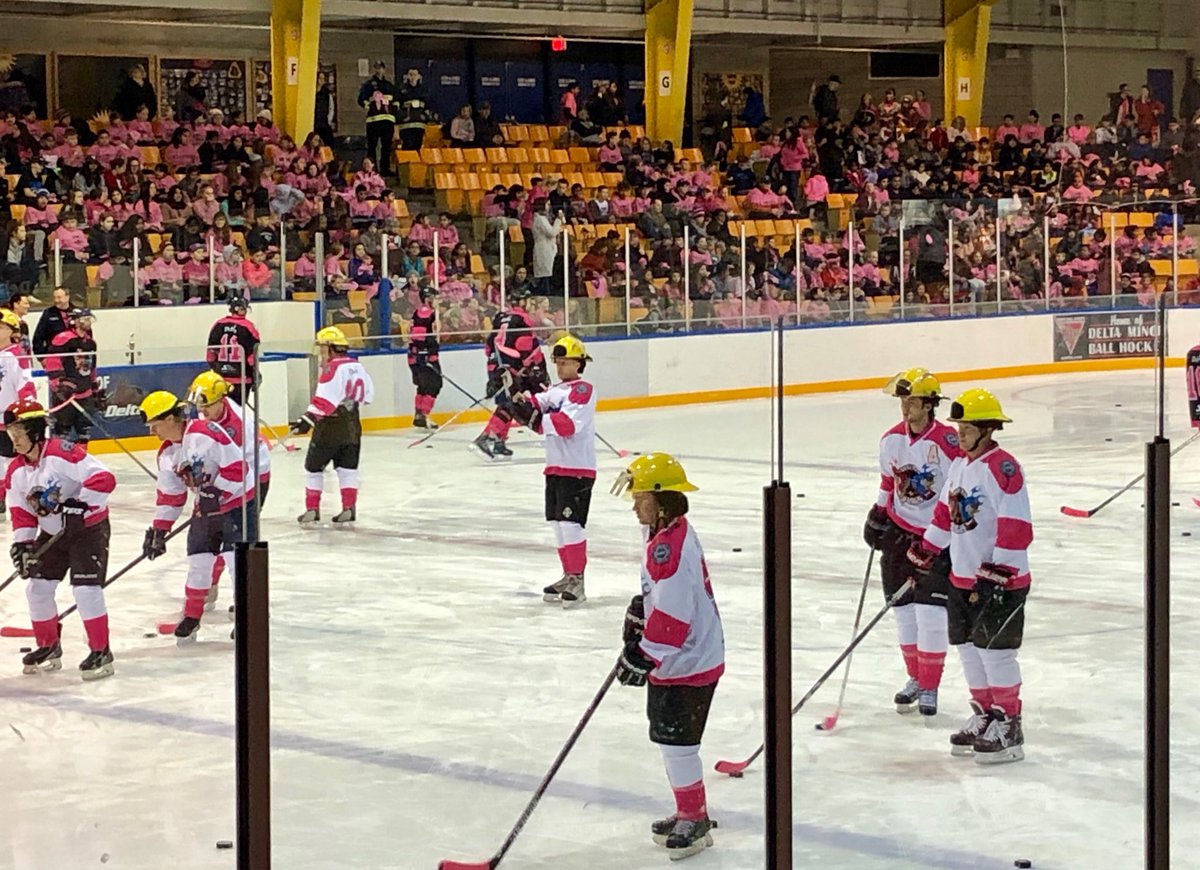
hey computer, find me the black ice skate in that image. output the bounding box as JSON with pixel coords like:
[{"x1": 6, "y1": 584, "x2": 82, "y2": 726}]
[
  {"x1": 664, "y1": 817, "x2": 717, "y2": 861},
  {"x1": 918, "y1": 688, "x2": 938, "y2": 718},
  {"x1": 297, "y1": 509, "x2": 320, "y2": 525},
  {"x1": 491, "y1": 438, "x2": 513, "y2": 457},
  {"x1": 79, "y1": 648, "x2": 115, "y2": 681},
  {"x1": 560, "y1": 573, "x2": 586, "y2": 608},
  {"x1": 543, "y1": 575, "x2": 570, "y2": 603},
  {"x1": 412, "y1": 413, "x2": 437, "y2": 430},
  {"x1": 894, "y1": 677, "x2": 919, "y2": 713},
  {"x1": 949, "y1": 700, "x2": 991, "y2": 757},
  {"x1": 22, "y1": 641, "x2": 63, "y2": 675},
  {"x1": 331, "y1": 508, "x2": 356, "y2": 525},
  {"x1": 652, "y1": 815, "x2": 718, "y2": 847},
  {"x1": 472, "y1": 434, "x2": 498, "y2": 458},
  {"x1": 174, "y1": 616, "x2": 201, "y2": 646},
  {"x1": 973, "y1": 706, "x2": 1024, "y2": 765}
]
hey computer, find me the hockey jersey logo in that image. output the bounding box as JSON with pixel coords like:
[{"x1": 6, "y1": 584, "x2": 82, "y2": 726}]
[
  {"x1": 947, "y1": 485, "x2": 984, "y2": 532},
  {"x1": 892, "y1": 462, "x2": 940, "y2": 505}
]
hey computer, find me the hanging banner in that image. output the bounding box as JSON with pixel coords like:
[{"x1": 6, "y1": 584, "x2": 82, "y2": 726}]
[{"x1": 1052, "y1": 311, "x2": 1160, "y2": 362}]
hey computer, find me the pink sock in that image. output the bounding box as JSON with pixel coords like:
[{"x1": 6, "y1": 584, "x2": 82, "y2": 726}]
[
  {"x1": 82, "y1": 613, "x2": 109, "y2": 651},
  {"x1": 900, "y1": 643, "x2": 918, "y2": 679},
  {"x1": 917, "y1": 650, "x2": 946, "y2": 690},
  {"x1": 484, "y1": 415, "x2": 511, "y2": 438},
  {"x1": 183, "y1": 586, "x2": 208, "y2": 620},
  {"x1": 32, "y1": 618, "x2": 58, "y2": 648},
  {"x1": 558, "y1": 541, "x2": 587, "y2": 574},
  {"x1": 305, "y1": 488, "x2": 321, "y2": 511},
  {"x1": 673, "y1": 781, "x2": 708, "y2": 821},
  {"x1": 969, "y1": 687, "x2": 994, "y2": 709},
  {"x1": 340, "y1": 488, "x2": 357, "y2": 510},
  {"x1": 991, "y1": 684, "x2": 1022, "y2": 717}
]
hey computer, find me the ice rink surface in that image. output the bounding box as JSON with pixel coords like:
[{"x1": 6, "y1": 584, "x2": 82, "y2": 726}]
[{"x1": 1, "y1": 368, "x2": 1198, "y2": 870}]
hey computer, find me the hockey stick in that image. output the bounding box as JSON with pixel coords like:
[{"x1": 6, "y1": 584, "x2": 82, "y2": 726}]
[
  {"x1": 407, "y1": 396, "x2": 488, "y2": 448},
  {"x1": 715, "y1": 578, "x2": 914, "y2": 777},
  {"x1": 0, "y1": 531, "x2": 66, "y2": 598},
  {"x1": 241, "y1": 392, "x2": 300, "y2": 454},
  {"x1": 0, "y1": 518, "x2": 195, "y2": 638},
  {"x1": 595, "y1": 431, "x2": 630, "y2": 459},
  {"x1": 437, "y1": 662, "x2": 619, "y2": 870},
  {"x1": 411, "y1": 369, "x2": 515, "y2": 449},
  {"x1": 70, "y1": 399, "x2": 158, "y2": 481},
  {"x1": 815, "y1": 549, "x2": 875, "y2": 732},
  {"x1": 1060, "y1": 430, "x2": 1200, "y2": 518}
]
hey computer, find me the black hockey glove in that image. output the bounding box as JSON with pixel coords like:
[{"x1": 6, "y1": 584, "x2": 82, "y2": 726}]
[
  {"x1": 10, "y1": 541, "x2": 38, "y2": 579},
  {"x1": 977, "y1": 561, "x2": 1017, "y2": 588},
  {"x1": 289, "y1": 414, "x2": 315, "y2": 436},
  {"x1": 863, "y1": 504, "x2": 890, "y2": 550},
  {"x1": 143, "y1": 527, "x2": 168, "y2": 561},
  {"x1": 508, "y1": 392, "x2": 541, "y2": 429},
  {"x1": 58, "y1": 498, "x2": 89, "y2": 529},
  {"x1": 196, "y1": 485, "x2": 222, "y2": 516},
  {"x1": 616, "y1": 640, "x2": 655, "y2": 687},
  {"x1": 622, "y1": 594, "x2": 645, "y2": 645},
  {"x1": 93, "y1": 386, "x2": 108, "y2": 409},
  {"x1": 484, "y1": 369, "x2": 505, "y2": 399}
]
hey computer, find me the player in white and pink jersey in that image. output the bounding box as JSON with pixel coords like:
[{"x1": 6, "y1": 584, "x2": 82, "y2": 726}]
[
  {"x1": 138, "y1": 390, "x2": 253, "y2": 644},
  {"x1": 909, "y1": 388, "x2": 1032, "y2": 765},
  {"x1": 512, "y1": 334, "x2": 597, "y2": 607},
  {"x1": 0, "y1": 308, "x2": 37, "y2": 513},
  {"x1": 863, "y1": 368, "x2": 962, "y2": 717},
  {"x1": 611, "y1": 453, "x2": 722, "y2": 861},
  {"x1": 292, "y1": 326, "x2": 374, "y2": 525},
  {"x1": 5, "y1": 398, "x2": 116, "y2": 680}
]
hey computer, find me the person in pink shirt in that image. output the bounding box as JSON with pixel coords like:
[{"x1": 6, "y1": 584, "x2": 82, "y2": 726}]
[
  {"x1": 89, "y1": 129, "x2": 124, "y2": 167},
  {"x1": 611, "y1": 185, "x2": 636, "y2": 221},
  {"x1": 180, "y1": 244, "x2": 211, "y2": 293},
  {"x1": 298, "y1": 132, "x2": 326, "y2": 167},
  {"x1": 324, "y1": 242, "x2": 348, "y2": 281},
  {"x1": 560, "y1": 82, "x2": 580, "y2": 122},
  {"x1": 141, "y1": 241, "x2": 185, "y2": 294},
  {"x1": 253, "y1": 110, "x2": 281, "y2": 145},
  {"x1": 266, "y1": 133, "x2": 296, "y2": 169},
  {"x1": 153, "y1": 105, "x2": 179, "y2": 144},
  {"x1": 745, "y1": 180, "x2": 785, "y2": 217},
  {"x1": 1062, "y1": 173, "x2": 1094, "y2": 202},
  {"x1": 299, "y1": 162, "x2": 331, "y2": 198},
  {"x1": 1019, "y1": 110, "x2": 1044, "y2": 144},
  {"x1": 597, "y1": 134, "x2": 624, "y2": 170},
  {"x1": 164, "y1": 128, "x2": 200, "y2": 170},
  {"x1": 133, "y1": 182, "x2": 164, "y2": 231},
  {"x1": 192, "y1": 185, "x2": 221, "y2": 226},
  {"x1": 292, "y1": 246, "x2": 319, "y2": 290},
  {"x1": 779, "y1": 131, "x2": 808, "y2": 203},
  {"x1": 804, "y1": 172, "x2": 830, "y2": 220},
  {"x1": 1067, "y1": 114, "x2": 1091, "y2": 146},
  {"x1": 348, "y1": 185, "x2": 376, "y2": 225},
  {"x1": 127, "y1": 105, "x2": 155, "y2": 144},
  {"x1": 241, "y1": 248, "x2": 273, "y2": 293},
  {"x1": 353, "y1": 157, "x2": 386, "y2": 198},
  {"x1": 53, "y1": 211, "x2": 90, "y2": 261},
  {"x1": 435, "y1": 213, "x2": 460, "y2": 251},
  {"x1": 1135, "y1": 157, "x2": 1164, "y2": 184},
  {"x1": 407, "y1": 213, "x2": 435, "y2": 252},
  {"x1": 106, "y1": 189, "x2": 135, "y2": 225},
  {"x1": 49, "y1": 129, "x2": 86, "y2": 170},
  {"x1": 215, "y1": 246, "x2": 246, "y2": 296}
]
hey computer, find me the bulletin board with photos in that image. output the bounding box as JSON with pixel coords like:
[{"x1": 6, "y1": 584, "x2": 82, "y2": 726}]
[
  {"x1": 253, "y1": 60, "x2": 338, "y2": 129},
  {"x1": 159, "y1": 58, "x2": 248, "y2": 119}
]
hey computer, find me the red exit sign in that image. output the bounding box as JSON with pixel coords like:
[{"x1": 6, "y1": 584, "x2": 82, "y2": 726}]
[{"x1": 550, "y1": 36, "x2": 567, "y2": 52}]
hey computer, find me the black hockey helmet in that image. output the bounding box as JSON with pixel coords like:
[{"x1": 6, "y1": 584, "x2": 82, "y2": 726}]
[
  {"x1": 419, "y1": 286, "x2": 438, "y2": 303},
  {"x1": 228, "y1": 295, "x2": 250, "y2": 315},
  {"x1": 506, "y1": 285, "x2": 532, "y2": 305}
]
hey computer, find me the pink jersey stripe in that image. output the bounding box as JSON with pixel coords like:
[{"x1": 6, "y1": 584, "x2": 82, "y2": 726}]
[
  {"x1": 547, "y1": 411, "x2": 575, "y2": 437},
  {"x1": 543, "y1": 465, "x2": 596, "y2": 479},
  {"x1": 82, "y1": 471, "x2": 117, "y2": 493},
  {"x1": 996, "y1": 517, "x2": 1033, "y2": 550},
  {"x1": 644, "y1": 609, "x2": 689, "y2": 649},
  {"x1": 648, "y1": 663, "x2": 724, "y2": 687}
]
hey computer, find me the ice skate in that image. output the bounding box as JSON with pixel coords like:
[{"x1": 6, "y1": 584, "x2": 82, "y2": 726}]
[
  {"x1": 297, "y1": 509, "x2": 320, "y2": 525},
  {"x1": 949, "y1": 700, "x2": 991, "y2": 757},
  {"x1": 542, "y1": 575, "x2": 570, "y2": 603},
  {"x1": 918, "y1": 688, "x2": 938, "y2": 718},
  {"x1": 331, "y1": 507, "x2": 356, "y2": 525},
  {"x1": 22, "y1": 642, "x2": 62, "y2": 675},
  {"x1": 652, "y1": 815, "x2": 718, "y2": 847},
  {"x1": 412, "y1": 413, "x2": 437, "y2": 430},
  {"x1": 204, "y1": 584, "x2": 219, "y2": 612},
  {"x1": 491, "y1": 438, "x2": 513, "y2": 457},
  {"x1": 79, "y1": 648, "x2": 115, "y2": 681},
  {"x1": 472, "y1": 434, "x2": 498, "y2": 458},
  {"x1": 664, "y1": 817, "x2": 716, "y2": 861},
  {"x1": 973, "y1": 707, "x2": 1024, "y2": 765},
  {"x1": 560, "y1": 573, "x2": 586, "y2": 608},
  {"x1": 174, "y1": 615, "x2": 201, "y2": 646},
  {"x1": 894, "y1": 677, "x2": 919, "y2": 713}
]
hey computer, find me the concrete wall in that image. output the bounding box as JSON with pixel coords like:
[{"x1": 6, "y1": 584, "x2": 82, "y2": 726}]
[{"x1": 0, "y1": 17, "x2": 391, "y2": 137}]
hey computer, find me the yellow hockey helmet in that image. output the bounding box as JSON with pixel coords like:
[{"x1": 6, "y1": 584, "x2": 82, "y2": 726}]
[
  {"x1": 948, "y1": 388, "x2": 1012, "y2": 425},
  {"x1": 883, "y1": 367, "x2": 942, "y2": 400},
  {"x1": 611, "y1": 452, "x2": 698, "y2": 498},
  {"x1": 316, "y1": 326, "x2": 348, "y2": 347},
  {"x1": 0, "y1": 309, "x2": 21, "y2": 332},
  {"x1": 552, "y1": 334, "x2": 592, "y2": 362},
  {"x1": 140, "y1": 390, "x2": 185, "y2": 423},
  {"x1": 187, "y1": 371, "x2": 229, "y2": 407}
]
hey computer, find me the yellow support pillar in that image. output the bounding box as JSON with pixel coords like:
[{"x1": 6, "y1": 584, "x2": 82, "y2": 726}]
[
  {"x1": 270, "y1": 0, "x2": 322, "y2": 142},
  {"x1": 943, "y1": 0, "x2": 997, "y2": 129},
  {"x1": 644, "y1": 0, "x2": 693, "y2": 145}
]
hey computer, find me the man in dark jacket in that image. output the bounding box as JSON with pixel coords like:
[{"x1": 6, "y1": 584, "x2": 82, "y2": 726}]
[
  {"x1": 314, "y1": 70, "x2": 336, "y2": 147},
  {"x1": 358, "y1": 61, "x2": 397, "y2": 176},
  {"x1": 813, "y1": 74, "x2": 841, "y2": 123},
  {"x1": 114, "y1": 64, "x2": 158, "y2": 120},
  {"x1": 396, "y1": 67, "x2": 430, "y2": 152},
  {"x1": 473, "y1": 101, "x2": 502, "y2": 147},
  {"x1": 32, "y1": 286, "x2": 72, "y2": 361}
]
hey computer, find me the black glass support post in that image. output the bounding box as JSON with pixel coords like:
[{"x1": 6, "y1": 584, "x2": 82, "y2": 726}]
[
  {"x1": 764, "y1": 317, "x2": 791, "y2": 869},
  {"x1": 236, "y1": 542, "x2": 271, "y2": 870},
  {"x1": 1145, "y1": 437, "x2": 1169, "y2": 870}
]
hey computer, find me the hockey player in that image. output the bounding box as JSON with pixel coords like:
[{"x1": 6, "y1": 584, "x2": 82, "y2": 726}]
[
  {"x1": 206, "y1": 296, "x2": 261, "y2": 405},
  {"x1": 188, "y1": 371, "x2": 271, "y2": 504},
  {"x1": 6, "y1": 398, "x2": 116, "y2": 680},
  {"x1": 473, "y1": 287, "x2": 548, "y2": 458},
  {"x1": 510, "y1": 334, "x2": 596, "y2": 607},
  {"x1": 408, "y1": 286, "x2": 442, "y2": 430},
  {"x1": 292, "y1": 327, "x2": 374, "y2": 525},
  {"x1": 0, "y1": 309, "x2": 37, "y2": 512},
  {"x1": 139, "y1": 390, "x2": 253, "y2": 643},
  {"x1": 611, "y1": 452, "x2": 723, "y2": 861},
  {"x1": 1187, "y1": 341, "x2": 1200, "y2": 428},
  {"x1": 44, "y1": 307, "x2": 102, "y2": 444},
  {"x1": 908, "y1": 388, "x2": 1032, "y2": 764},
  {"x1": 864, "y1": 368, "x2": 962, "y2": 717}
]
